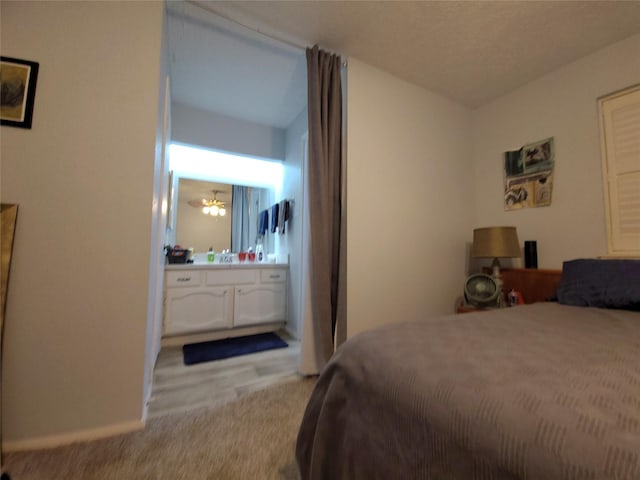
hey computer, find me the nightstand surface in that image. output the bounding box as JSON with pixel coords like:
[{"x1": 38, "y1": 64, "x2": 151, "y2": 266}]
[{"x1": 456, "y1": 305, "x2": 496, "y2": 314}]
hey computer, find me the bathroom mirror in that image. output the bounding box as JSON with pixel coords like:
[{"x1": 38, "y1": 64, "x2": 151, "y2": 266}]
[{"x1": 172, "y1": 177, "x2": 273, "y2": 253}]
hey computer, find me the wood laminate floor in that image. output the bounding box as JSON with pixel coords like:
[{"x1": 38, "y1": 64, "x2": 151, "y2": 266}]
[{"x1": 147, "y1": 331, "x2": 301, "y2": 419}]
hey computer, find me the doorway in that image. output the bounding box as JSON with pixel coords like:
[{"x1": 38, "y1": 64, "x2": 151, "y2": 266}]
[{"x1": 146, "y1": 2, "x2": 310, "y2": 416}]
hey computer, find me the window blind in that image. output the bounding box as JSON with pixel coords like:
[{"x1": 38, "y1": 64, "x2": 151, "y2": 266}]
[{"x1": 599, "y1": 85, "x2": 640, "y2": 255}]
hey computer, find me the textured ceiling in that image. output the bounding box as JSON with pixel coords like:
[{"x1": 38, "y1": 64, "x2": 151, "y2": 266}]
[{"x1": 168, "y1": 1, "x2": 640, "y2": 127}]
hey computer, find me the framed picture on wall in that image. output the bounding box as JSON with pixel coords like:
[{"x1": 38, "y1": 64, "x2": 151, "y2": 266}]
[
  {"x1": 503, "y1": 137, "x2": 555, "y2": 211},
  {"x1": 1, "y1": 56, "x2": 39, "y2": 129}
]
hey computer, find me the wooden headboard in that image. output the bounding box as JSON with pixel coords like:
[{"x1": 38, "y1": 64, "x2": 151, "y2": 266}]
[{"x1": 483, "y1": 267, "x2": 563, "y2": 304}]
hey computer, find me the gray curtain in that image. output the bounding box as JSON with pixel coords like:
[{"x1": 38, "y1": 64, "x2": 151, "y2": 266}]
[
  {"x1": 306, "y1": 45, "x2": 343, "y2": 369},
  {"x1": 231, "y1": 185, "x2": 250, "y2": 252}
]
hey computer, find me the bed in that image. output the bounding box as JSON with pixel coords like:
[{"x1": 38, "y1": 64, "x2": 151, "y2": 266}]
[{"x1": 296, "y1": 259, "x2": 640, "y2": 479}]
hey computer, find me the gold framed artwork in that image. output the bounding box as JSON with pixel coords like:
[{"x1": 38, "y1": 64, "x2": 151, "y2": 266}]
[
  {"x1": 1, "y1": 203, "x2": 18, "y2": 475},
  {"x1": 1, "y1": 56, "x2": 39, "y2": 129},
  {"x1": 1, "y1": 204, "x2": 18, "y2": 329}
]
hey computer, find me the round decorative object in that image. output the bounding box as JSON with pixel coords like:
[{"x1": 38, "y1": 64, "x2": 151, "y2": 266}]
[{"x1": 464, "y1": 273, "x2": 499, "y2": 307}]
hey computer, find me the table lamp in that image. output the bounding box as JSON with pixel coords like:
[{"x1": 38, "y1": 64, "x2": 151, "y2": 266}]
[{"x1": 471, "y1": 226, "x2": 521, "y2": 281}]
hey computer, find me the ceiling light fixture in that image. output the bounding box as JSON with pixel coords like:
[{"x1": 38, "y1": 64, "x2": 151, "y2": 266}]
[{"x1": 190, "y1": 190, "x2": 227, "y2": 217}]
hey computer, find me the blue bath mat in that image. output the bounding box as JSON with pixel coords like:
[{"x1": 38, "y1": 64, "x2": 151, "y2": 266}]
[{"x1": 183, "y1": 332, "x2": 288, "y2": 366}]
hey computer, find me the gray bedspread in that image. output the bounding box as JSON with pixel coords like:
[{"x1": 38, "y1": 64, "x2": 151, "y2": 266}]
[{"x1": 296, "y1": 303, "x2": 640, "y2": 479}]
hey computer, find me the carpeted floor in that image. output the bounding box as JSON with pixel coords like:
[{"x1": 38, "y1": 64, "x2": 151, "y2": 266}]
[{"x1": 4, "y1": 377, "x2": 316, "y2": 480}]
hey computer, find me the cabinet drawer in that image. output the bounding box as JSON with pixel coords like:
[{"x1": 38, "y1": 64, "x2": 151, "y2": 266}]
[
  {"x1": 206, "y1": 269, "x2": 257, "y2": 286},
  {"x1": 166, "y1": 271, "x2": 201, "y2": 287},
  {"x1": 260, "y1": 269, "x2": 287, "y2": 283}
]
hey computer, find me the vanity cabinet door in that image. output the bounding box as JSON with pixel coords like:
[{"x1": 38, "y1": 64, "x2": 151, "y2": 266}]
[
  {"x1": 233, "y1": 284, "x2": 286, "y2": 327},
  {"x1": 164, "y1": 287, "x2": 233, "y2": 335}
]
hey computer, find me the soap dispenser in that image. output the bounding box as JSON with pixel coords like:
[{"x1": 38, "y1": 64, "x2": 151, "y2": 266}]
[
  {"x1": 255, "y1": 237, "x2": 264, "y2": 263},
  {"x1": 207, "y1": 247, "x2": 215, "y2": 263}
]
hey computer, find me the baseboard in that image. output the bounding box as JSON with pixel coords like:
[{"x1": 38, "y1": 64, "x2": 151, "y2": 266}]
[
  {"x1": 3, "y1": 418, "x2": 145, "y2": 452},
  {"x1": 283, "y1": 324, "x2": 298, "y2": 340}
]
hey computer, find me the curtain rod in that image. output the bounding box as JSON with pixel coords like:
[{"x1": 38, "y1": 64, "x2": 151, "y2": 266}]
[
  {"x1": 184, "y1": 0, "x2": 347, "y2": 66},
  {"x1": 185, "y1": 0, "x2": 307, "y2": 52}
]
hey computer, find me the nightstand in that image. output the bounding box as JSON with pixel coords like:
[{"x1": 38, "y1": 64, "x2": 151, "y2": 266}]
[{"x1": 483, "y1": 267, "x2": 563, "y2": 304}]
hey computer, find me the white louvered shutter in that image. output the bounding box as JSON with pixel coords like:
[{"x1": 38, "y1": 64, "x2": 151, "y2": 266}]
[{"x1": 599, "y1": 85, "x2": 640, "y2": 256}]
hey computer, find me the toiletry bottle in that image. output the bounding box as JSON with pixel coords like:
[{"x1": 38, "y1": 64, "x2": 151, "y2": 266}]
[
  {"x1": 207, "y1": 247, "x2": 214, "y2": 263},
  {"x1": 255, "y1": 238, "x2": 264, "y2": 263},
  {"x1": 508, "y1": 289, "x2": 518, "y2": 307}
]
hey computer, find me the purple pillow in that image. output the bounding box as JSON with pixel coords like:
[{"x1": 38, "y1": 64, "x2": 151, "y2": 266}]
[{"x1": 556, "y1": 259, "x2": 640, "y2": 310}]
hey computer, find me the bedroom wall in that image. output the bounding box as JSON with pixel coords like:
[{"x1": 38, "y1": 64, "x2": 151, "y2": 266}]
[
  {"x1": 471, "y1": 33, "x2": 640, "y2": 269},
  {"x1": 171, "y1": 102, "x2": 286, "y2": 160},
  {"x1": 1, "y1": 2, "x2": 164, "y2": 446},
  {"x1": 346, "y1": 58, "x2": 473, "y2": 337}
]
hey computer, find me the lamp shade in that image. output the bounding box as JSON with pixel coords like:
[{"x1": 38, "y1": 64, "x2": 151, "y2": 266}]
[{"x1": 471, "y1": 226, "x2": 520, "y2": 258}]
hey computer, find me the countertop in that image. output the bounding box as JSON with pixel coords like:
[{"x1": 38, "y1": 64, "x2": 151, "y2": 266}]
[{"x1": 165, "y1": 262, "x2": 289, "y2": 271}]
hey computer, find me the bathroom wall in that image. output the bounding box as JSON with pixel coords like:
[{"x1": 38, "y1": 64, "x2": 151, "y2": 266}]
[{"x1": 172, "y1": 102, "x2": 286, "y2": 161}]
